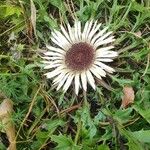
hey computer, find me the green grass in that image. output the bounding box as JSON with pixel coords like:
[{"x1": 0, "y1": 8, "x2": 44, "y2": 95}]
[{"x1": 0, "y1": 0, "x2": 150, "y2": 149}]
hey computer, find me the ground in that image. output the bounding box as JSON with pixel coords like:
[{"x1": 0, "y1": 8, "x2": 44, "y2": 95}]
[{"x1": 0, "y1": 0, "x2": 150, "y2": 150}]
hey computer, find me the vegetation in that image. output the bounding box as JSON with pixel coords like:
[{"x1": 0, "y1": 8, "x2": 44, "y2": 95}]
[{"x1": 0, "y1": 0, "x2": 150, "y2": 149}]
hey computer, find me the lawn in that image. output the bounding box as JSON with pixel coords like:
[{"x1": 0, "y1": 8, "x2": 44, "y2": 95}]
[{"x1": 0, "y1": 0, "x2": 150, "y2": 150}]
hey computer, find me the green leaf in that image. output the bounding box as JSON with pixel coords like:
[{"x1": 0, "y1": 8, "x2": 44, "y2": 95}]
[
  {"x1": 131, "y1": 1, "x2": 150, "y2": 14},
  {"x1": 33, "y1": 119, "x2": 65, "y2": 149},
  {"x1": 133, "y1": 105, "x2": 150, "y2": 124},
  {"x1": 51, "y1": 134, "x2": 80, "y2": 150},
  {"x1": 0, "y1": 142, "x2": 6, "y2": 150},
  {"x1": 94, "y1": 111, "x2": 106, "y2": 125},
  {"x1": 49, "y1": 0, "x2": 66, "y2": 15},
  {"x1": 43, "y1": 15, "x2": 58, "y2": 28},
  {"x1": 97, "y1": 144, "x2": 110, "y2": 150},
  {"x1": 131, "y1": 130, "x2": 150, "y2": 143},
  {"x1": 118, "y1": 126, "x2": 145, "y2": 150},
  {"x1": 132, "y1": 48, "x2": 149, "y2": 62},
  {"x1": 111, "y1": 75, "x2": 134, "y2": 86},
  {"x1": 36, "y1": 119, "x2": 64, "y2": 139},
  {"x1": 113, "y1": 108, "x2": 133, "y2": 124},
  {"x1": 75, "y1": 104, "x2": 97, "y2": 139},
  {"x1": 0, "y1": 5, "x2": 22, "y2": 18}
]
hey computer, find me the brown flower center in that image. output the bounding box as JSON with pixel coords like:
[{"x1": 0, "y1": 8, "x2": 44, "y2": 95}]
[{"x1": 65, "y1": 42, "x2": 95, "y2": 71}]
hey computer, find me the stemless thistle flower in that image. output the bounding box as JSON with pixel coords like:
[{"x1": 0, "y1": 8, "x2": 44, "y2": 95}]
[{"x1": 42, "y1": 20, "x2": 118, "y2": 95}]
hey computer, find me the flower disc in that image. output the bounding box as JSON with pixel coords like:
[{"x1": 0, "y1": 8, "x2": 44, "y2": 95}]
[{"x1": 65, "y1": 42, "x2": 94, "y2": 71}]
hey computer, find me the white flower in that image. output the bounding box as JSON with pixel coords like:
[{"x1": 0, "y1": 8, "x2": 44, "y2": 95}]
[{"x1": 42, "y1": 20, "x2": 118, "y2": 95}]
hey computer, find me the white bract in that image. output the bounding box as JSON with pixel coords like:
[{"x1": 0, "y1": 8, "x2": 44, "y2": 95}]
[{"x1": 42, "y1": 20, "x2": 118, "y2": 95}]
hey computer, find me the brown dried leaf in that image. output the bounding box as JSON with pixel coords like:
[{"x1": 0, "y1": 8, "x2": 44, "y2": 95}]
[
  {"x1": 121, "y1": 86, "x2": 135, "y2": 108},
  {"x1": 134, "y1": 31, "x2": 142, "y2": 38},
  {"x1": 0, "y1": 99, "x2": 16, "y2": 150},
  {"x1": 30, "y1": 0, "x2": 37, "y2": 38}
]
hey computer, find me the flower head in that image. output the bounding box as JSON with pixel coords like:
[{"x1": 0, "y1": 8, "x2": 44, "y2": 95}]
[{"x1": 42, "y1": 20, "x2": 118, "y2": 95}]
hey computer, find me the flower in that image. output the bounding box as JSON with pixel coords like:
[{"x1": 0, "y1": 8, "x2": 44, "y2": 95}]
[{"x1": 42, "y1": 20, "x2": 118, "y2": 95}]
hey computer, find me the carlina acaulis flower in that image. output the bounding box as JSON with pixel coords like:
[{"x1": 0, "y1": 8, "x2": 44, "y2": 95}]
[{"x1": 42, "y1": 20, "x2": 118, "y2": 95}]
